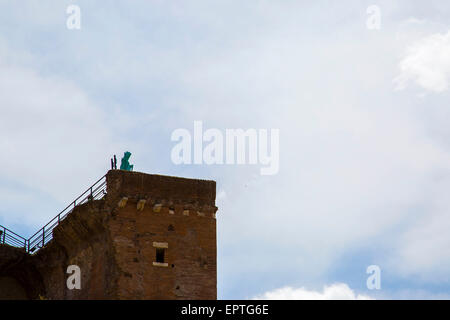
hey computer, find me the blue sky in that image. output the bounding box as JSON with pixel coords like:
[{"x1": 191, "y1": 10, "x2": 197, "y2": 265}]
[{"x1": 1, "y1": 0, "x2": 450, "y2": 299}]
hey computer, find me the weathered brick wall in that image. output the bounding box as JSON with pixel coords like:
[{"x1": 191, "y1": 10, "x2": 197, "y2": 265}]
[
  {"x1": 0, "y1": 244, "x2": 35, "y2": 300},
  {"x1": 34, "y1": 200, "x2": 119, "y2": 299},
  {"x1": 106, "y1": 170, "x2": 217, "y2": 299},
  {"x1": 0, "y1": 245, "x2": 37, "y2": 299},
  {"x1": 0, "y1": 276, "x2": 27, "y2": 299},
  {"x1": 109, "y1": 198, "x2": 217, "y2": 299},
  {"x1": 0, "y1": 170, "x2": 217, "y2": 300},
  {"x1": 106, "y1": 170, "x2": 216, "y2": 206}
]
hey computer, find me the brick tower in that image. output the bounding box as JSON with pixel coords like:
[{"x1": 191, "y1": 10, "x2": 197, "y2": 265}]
[{"x1": 0, "y1": 170, "x2": 218, "y2": 300}]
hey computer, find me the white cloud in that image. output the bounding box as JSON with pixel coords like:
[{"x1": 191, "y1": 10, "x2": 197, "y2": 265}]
[
  {"x1": 253, "y1": 283, "x2": 373, "y2": 300},
  {"x1": 394, "y1": 30, "x2": 450, "y2": 93}
]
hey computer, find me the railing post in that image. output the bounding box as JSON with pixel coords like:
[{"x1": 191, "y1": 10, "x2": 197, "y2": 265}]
[
  {"x1": 42, "y1": 227, "x2": 45, "y2": 247},
  {"x1": 2, "y1": 227, "x2": 5, "y2": 244}
]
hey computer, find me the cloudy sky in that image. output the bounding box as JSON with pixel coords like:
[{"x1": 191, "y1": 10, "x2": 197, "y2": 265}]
[{"x1": 1, "y1": 0, "x2": 450, "y2": 299}]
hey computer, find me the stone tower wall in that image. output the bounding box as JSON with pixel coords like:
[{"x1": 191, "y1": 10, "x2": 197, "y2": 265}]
[{"x1": 0, "y1": 170, "x2": 217, "y2": 300}]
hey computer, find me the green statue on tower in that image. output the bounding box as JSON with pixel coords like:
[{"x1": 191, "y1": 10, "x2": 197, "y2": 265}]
[{"x1": 120, "y1": 151, "x2": 134, "y2": 171}]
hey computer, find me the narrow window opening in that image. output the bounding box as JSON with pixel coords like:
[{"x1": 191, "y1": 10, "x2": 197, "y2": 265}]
[
  {"x1": 156, "y1": 248, "x2": 165, "y2": 263},
  {"x1": 153, "y1": 242, "x2": 168, "y2": 267}
]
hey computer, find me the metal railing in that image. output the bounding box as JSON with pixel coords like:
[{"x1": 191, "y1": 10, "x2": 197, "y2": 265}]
[
  {"x1": 0, "y1": 174, "x2": 107, "y2": 253},
  {"x1": 0, "y1": 225, "x2": 27, "y2": 249}
]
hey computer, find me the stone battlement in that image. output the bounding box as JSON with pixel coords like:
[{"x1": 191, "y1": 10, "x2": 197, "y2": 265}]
[{"x1": 106, "y1": 170, "x2": 216, "y2": 207}]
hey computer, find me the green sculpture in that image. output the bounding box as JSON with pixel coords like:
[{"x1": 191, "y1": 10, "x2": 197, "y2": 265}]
[{"x1": 120, "y1": 151, "x2": 134, "y2": 171}]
